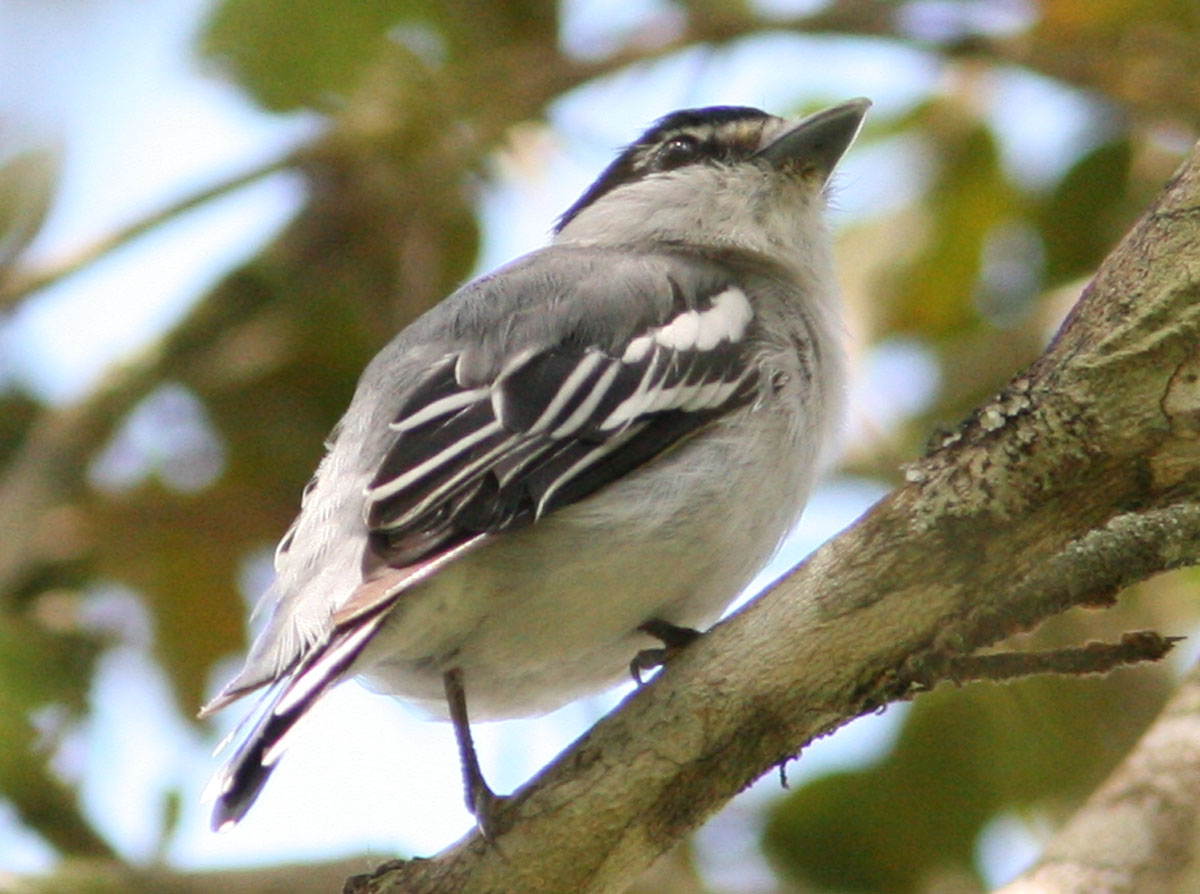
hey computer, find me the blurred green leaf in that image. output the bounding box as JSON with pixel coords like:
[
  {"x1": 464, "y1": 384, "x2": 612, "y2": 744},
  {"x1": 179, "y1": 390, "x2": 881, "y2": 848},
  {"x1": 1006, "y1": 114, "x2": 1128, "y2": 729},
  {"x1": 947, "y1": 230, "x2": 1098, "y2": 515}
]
[
  {"x1": 201, "y1": 0, "x2": 557, "y2": 113},
  {"x1": 1039, "y1": 139, "x2": 1133, "y2": 285},
  {"x1": 201, "y1": 0, "x2": 420, "y2": 112},
  {"x1": 0, "y1": 613, "x2": 112, "y2": 856},
  {"x1": 884, "y1": 118, "x2": 1020, "y2": 337},
  {"x1": 763, "y1": 664, "x2": 1171, "y2": 893},
  {"x1": 0, "y1": 613, "x2": 95, "y2": 716},
  {"x1": 91, "y1": 485, "x2": 276, "y2": 714},
  {"x1": 0, "y1": 148, "x2": 58, "y2": 277},
  {"x1": 0, "y1": 392, "x2": 39, "y2": 468}
]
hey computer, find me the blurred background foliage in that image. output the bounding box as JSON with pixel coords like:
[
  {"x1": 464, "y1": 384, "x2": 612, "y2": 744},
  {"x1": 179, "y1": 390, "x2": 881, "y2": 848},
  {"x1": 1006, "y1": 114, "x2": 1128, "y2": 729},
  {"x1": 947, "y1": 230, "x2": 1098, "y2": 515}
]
[{"x1": 1, "y1": 0, "x2": 1198, "y2": 892}]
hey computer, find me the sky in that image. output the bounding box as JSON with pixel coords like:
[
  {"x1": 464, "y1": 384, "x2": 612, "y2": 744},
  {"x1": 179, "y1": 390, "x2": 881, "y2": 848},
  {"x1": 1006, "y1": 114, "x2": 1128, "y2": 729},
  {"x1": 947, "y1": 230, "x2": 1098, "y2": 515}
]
[{"x1": 0, "y1": 0, "x2": 1102, "y2": 886}]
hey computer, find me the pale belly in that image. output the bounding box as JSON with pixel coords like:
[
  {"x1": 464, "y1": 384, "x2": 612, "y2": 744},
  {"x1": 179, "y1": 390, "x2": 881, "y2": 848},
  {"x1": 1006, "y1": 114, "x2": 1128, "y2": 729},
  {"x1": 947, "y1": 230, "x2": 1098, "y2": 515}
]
[{"x1": 356, "y1": 411, "x2": 815, "y2": 720}]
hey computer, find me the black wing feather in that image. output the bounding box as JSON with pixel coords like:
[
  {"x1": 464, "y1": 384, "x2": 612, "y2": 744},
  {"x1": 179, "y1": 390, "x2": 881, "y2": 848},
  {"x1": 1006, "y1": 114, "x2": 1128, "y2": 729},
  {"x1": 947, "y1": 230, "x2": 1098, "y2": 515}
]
[{"x1": 365, "y1": 284, "x2": 760, "y2": 569}]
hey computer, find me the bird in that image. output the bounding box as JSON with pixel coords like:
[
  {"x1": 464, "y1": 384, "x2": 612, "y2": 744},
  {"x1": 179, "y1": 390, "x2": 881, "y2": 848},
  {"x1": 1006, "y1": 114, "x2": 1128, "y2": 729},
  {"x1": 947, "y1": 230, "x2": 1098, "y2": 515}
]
[{"x1": 201, "y1": 97, "x2": 870, "y2": 836}]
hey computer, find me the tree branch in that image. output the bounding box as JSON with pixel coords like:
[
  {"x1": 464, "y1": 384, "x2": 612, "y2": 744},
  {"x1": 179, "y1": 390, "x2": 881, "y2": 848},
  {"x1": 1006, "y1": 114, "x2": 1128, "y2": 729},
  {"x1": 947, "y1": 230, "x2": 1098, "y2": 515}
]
[
  {"x1": 0, "y1": 152, "x2": 297, "y2": 310},
  {"x1": 939, "y1": 631, "x2": 1181, "y2": 685},
  {"x1": 10, "y1": 855, "x2": 374, "y2": 894},
  {"x1": 347, "y1": 141, "x2": 1200, "y2": 894},
  {"x1": 995, "y1": 658, "x2": 1200, "y2": 894}
]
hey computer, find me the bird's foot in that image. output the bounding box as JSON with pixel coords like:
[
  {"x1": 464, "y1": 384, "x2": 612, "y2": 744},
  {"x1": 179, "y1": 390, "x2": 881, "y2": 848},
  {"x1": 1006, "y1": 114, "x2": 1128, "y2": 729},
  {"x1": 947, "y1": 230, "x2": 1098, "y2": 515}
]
[
  {"x1": 630, "y1": 619, "x2": 702, "y2": 684},
  {"x1": 467, "y1": 776, "x2": 511, "y2": 843}
]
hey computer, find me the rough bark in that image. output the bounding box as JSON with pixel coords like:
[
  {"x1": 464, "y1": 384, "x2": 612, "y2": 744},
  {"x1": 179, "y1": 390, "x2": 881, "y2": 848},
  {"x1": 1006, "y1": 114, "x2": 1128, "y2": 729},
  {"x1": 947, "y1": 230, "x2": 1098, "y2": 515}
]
[{"x1": 346, "y1": 141, "x2": 1200, "y2": 894}]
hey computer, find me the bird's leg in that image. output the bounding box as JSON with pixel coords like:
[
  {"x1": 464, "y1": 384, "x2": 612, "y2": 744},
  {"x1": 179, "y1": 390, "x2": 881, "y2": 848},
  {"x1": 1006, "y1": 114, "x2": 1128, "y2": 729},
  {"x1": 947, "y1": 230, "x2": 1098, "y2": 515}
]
[
  {"x1": 443, "y1": 667, "x2": 507, "y2": 840},
  {"x1": 630, "y1": 618, "x2": 702, "y2": 684}
]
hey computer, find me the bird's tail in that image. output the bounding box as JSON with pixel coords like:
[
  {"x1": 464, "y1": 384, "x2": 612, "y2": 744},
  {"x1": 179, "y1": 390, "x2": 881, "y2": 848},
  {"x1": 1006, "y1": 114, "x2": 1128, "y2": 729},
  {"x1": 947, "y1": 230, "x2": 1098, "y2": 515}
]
[
  {"x1": 201, "y1": 533, "x2": 493, "y2": 829},
  {"x1": 201, "y1": 613, "x2": 387, "y2": 830}
]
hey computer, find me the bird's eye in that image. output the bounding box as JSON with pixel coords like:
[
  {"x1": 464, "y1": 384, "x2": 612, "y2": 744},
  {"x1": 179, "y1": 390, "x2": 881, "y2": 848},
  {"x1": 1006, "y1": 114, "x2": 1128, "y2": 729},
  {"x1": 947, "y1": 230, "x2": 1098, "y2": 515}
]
[{"x1": 656, "y1": 135, "x2": 701, "y2": 169}]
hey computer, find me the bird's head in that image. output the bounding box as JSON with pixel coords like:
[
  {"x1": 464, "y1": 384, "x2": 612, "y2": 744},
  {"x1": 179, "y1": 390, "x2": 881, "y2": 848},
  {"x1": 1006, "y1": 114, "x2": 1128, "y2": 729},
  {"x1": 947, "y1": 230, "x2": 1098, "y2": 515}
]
[{"x1": 554, "y1": 99, "x2": 870, "y2": 261}]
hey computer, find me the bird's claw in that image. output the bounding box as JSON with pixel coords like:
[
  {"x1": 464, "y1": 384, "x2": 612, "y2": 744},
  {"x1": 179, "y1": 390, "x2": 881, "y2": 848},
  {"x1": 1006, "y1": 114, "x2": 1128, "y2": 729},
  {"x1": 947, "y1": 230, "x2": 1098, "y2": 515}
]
[{"x1": 629, "y1": 619, "x2": 702, "y2": 685}]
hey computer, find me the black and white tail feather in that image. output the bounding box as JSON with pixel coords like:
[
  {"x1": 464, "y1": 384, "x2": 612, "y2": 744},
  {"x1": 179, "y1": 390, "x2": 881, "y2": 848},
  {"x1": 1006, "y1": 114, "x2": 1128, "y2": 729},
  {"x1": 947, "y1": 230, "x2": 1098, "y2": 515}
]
[
  {"x1": 202, "y1": 611, "x2": 386, "y2": 831},
  {"x1": 202, "y1": 530, "x2": 496, "y2": 829}
]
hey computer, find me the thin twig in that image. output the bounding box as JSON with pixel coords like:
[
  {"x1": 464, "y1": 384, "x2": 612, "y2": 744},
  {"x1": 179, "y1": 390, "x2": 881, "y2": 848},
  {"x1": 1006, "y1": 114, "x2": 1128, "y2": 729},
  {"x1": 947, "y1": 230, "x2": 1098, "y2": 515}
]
[
  {"x1": 941, "y1": 631, "x2": 1182, "y2": 686},
  {"x1": 0, "y1": 149, "x2": 301, "y2": 309}
]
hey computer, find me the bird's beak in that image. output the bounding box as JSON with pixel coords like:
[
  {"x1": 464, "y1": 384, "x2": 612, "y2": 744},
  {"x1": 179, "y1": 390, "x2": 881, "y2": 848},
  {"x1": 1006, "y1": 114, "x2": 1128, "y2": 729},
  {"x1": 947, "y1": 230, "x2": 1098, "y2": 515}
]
[{"x1": 756, "y1": 97, "x2": 871, "y2": 181}]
